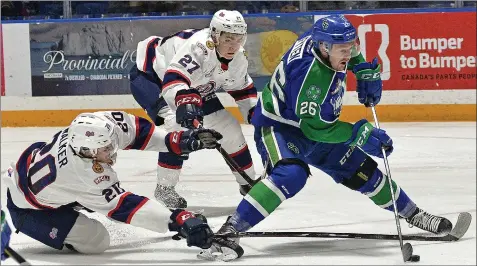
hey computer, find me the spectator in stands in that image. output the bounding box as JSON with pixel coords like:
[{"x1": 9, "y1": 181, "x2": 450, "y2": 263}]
[
  {"x1": 72, "y1": 1, "x2": 108, "y2": 16},
  {"x1": 280, "y1": 4, "x2": 299, "y2": 12},
  {"x1": 1, "y1": 1, "x2": 16, "y2": 17},
  {"x1": 38, "y1": 1, "x2": 63, "y2": 17}
]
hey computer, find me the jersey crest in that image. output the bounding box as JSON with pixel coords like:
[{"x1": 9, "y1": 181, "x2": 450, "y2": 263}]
[
  {"x1": 92, "y1": 161, "x2": 104, "y2": 173},
  {"x1": 206, "y1": 40, "x2": 215, "y2": 49}
]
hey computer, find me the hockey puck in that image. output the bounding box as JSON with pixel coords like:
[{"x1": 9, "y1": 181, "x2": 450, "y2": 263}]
[{"x1": 409, "y1": 255, "x2": 420, "y2": 262}]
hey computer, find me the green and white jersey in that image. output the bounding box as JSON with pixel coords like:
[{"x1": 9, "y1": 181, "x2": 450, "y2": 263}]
[{"x1": 252, "y1": 30, "x2": 365, "y2": 143}]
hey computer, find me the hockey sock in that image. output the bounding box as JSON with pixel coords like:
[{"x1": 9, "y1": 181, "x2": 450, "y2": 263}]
[
  {"x1": 230, "y1": 178, "x2": 287, "y2": 231},
  {"x1": 366, "y1": 173, "x2": 417, "y2": 218}
]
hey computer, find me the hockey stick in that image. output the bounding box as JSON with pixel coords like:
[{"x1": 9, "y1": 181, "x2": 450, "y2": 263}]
[
  {"x1": 215, "y1": 212, "x2": 471, "y2": 242},
  {"x1": 370, "y1": 105, "x2": 419, "y2": 262},
  {"x1": 4, "y1": 246, "x2": 31, "y2": 265},
  {"x1": 193, "y1": 120, "x2": 256, "y2": 185}
]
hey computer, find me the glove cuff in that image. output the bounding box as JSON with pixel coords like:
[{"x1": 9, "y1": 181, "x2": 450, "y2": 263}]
[
  {"x1": 168, "y1": 209, "x2": 195, "y2": 231},
  {"x1": 346, "y1": 119, "x2": 373, "y2": 147},
  {"x1": 175, "y1": 89, "x2": 203, "y2": 107},
  {"x1": 354, "y1": 67, "x2": 381, "y2": 81},
  {"x1": 165, "y1": 131, "x2": 184, "y2": 155}
]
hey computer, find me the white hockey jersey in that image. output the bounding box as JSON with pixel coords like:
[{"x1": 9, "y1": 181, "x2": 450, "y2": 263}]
[
  {"x1": 4, "y1": 111, "x2": 175, "y2": 233},
  {"x1": 135, "y1": 28, "x2": 257, "y2": 121}
]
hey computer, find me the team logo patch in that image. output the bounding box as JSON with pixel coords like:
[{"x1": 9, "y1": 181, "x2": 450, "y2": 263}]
[
  {"x1": 287, "y1": 142, "x2": 299, "y2": 154},
  {"x1": 206, "y1": 40, "x2": 215, "y2": 49},
  {"x1": 322, "y1": 19, "x2": 329, "y2": 30},
  {"x1": 306, "y1": 85, "x2": 320, "y2": 100},
  {"x1": 85, "y1": 131, "x2": 95, "y2": 137},
  {"x1": 49, "y1": 228, "x2": 58, "y2": 239},
  {"x1": 193, "y1": 81, "x2": 216, "y2": 95},
  {"x1": 92, "y1": 161, "x2": 104, "y2": 173},
  {"x1": 196, "y1": 42, "x2": 208, "y2": 56}
]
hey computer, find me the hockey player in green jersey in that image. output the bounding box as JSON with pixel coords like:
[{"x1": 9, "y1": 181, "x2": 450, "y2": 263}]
[{"x1": 198, "y1": 15, "x2": 454, "y2": 261}]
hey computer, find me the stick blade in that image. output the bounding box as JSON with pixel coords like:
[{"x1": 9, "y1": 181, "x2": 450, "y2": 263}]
[
  {"x1": 402, "y1": 242, "x2": 414, "y2": 262},
  {"x1": 448, "y1": 212, "x2": 472, "y2": 240}
]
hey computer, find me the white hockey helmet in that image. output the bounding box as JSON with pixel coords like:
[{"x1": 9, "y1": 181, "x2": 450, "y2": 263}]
[
  {"x1": 68, "y1": 113, "x2": 119, "y2": 157},
  {"x1": 209, "y1": 10, "x2": 247, "y2": 45}
]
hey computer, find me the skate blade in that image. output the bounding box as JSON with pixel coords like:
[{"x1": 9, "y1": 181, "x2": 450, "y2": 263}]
[{"x1": 197, "y1": 247, "x2": 239, "y2": 262}]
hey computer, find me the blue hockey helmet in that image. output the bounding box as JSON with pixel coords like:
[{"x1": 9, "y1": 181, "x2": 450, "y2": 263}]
[{"x1": 312, "y1": 15, "x2": 356, "y2": 52}]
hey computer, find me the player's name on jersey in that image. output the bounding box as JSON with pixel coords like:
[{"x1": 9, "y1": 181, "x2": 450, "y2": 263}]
[{"x1": 43, "y1": 74, "x2": 125, "y2": 81}]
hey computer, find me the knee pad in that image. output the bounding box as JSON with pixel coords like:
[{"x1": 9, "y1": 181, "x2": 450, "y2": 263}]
[
  {"x1": 64, "y1": 213, "x2": 110, "y2": 254},
  {"x1": 341, "y1": 156, "x2": 380, "y2": 192},
  {"x1": 275, "y1": 158, "x2": 311, "y2": 176},
  {"x1": 269, "y1": 158, "x2": 310, "y2": 198}
]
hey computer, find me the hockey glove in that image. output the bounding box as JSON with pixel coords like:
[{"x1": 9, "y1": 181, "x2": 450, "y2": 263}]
[
  {"x1": 345, "y1": 119, "x2": 393, "y2": 158},
  {"x1": 169, "y1": 209, "x2": 213, "y2": 249},
  {"x1": 353, "y1": 57, "x2": 382, "y2": 107},
  {"x1": 175, "y1": 89, "x2": 204, "y2": 129},
  {"x1": 1, "y1": 210, "x2": 12, "y2": 261},
  {"x1": 165, "y1": 128, "x2": 223, "y2": 155}
]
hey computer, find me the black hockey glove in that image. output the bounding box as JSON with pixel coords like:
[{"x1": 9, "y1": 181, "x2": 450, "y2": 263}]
[
  {"x1": 165, "y1": 128, "x2": 223, "y2": 155},
  {"x1": 175, "y1": 89, "x2": 204, "y2": 129},
  {"x1": 169, "y1": 209, "x2": 213, "y2": 249}
]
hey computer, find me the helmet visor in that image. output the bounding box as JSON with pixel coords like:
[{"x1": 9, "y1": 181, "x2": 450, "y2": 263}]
[{"x1": 219, "y1": 32, "x2": 246, "y2": 47}]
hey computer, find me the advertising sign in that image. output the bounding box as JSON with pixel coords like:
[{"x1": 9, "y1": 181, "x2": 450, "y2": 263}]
[
  {"x1": 345, "y1": 12, "x2": 476, "y2": 90},
  {"x1": 29, "y1": 15, "x2": 311, "y2": 96}
]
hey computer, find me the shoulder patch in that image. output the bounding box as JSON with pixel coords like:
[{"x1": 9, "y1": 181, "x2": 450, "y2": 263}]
[
  {"x1": 94, "y1": 175, "x2": 110, "y2": 185},
  {"x1": 287, "y1": 35, "x2": 311, "y2": 65},
  {"x1": 206, "y1": 40, "x2": 215, "y2": 49},
  {"x1": 92, "y1": 161, "x2": 104, "y2": 173},
  {"x1": 306, "y1": 85, "x2": 321, "y2": 101},
  {"x1": 196, "y1": 42, "x2": 208, "y2": 56}
]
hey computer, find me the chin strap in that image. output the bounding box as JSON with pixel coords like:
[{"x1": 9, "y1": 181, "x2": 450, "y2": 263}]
[
  {"x1": 215, "y1": 50, "x2": 233, "y2": 63},
  {"x1": 215, "y1": 51, "x2": 233, "y2": 70}
]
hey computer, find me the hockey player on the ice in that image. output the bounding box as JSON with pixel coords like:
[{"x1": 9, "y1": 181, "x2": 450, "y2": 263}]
[
  {"x1": 199, "y1": 15, "x2": 454, "y2": 261},
  {"x1": 2, "y1": 111, "x2": 228, "y2": 254},
  {"x1": 130, "y1": 9, "x2": 259, "y2": 209}
]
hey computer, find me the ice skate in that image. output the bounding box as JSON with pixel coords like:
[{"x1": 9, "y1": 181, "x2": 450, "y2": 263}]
[
  {"x1": 154, "y1": 184, "x2": 187, "y2": 209},
  {"x1": 406, "y1": 207, "x2": 452, "y2": 235}
]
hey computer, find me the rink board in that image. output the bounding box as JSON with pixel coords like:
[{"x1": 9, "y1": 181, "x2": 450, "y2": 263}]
[
  {"x1": 1, "y1": 9, "x2": 475, "y2": 126},
  {"x1": 1, "y1": 90, "x2": 476, "y2": 126},
  {"x1": 1, "y1": 103, "x2": 476, "y2": 127}
]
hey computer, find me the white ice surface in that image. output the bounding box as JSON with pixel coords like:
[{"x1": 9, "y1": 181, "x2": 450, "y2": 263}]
[{"x1": 1, "y1": 123, "x2": 475, "y2": 265}]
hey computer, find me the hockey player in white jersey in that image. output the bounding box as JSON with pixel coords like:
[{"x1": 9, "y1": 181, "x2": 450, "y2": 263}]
[
  {"x1": 2, "y1": 111, "x2": 226, "y2": 254},
  {"x1": 130, "y1": 10, "x2": 258, "y2": 208}
]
